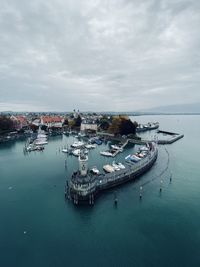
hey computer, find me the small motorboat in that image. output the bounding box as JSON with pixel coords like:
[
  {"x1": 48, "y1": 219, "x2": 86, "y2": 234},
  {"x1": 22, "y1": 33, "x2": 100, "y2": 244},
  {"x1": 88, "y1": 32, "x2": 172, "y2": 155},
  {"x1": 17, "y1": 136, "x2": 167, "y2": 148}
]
[
  {"x1": 112, "y1": 162, "x2": 120, "y2": 171},
  {"x1": 111, "y1": 145, "x2": 123, "y2": 151},
  {"x1": 100, "y1": 151, "x2": 113, "y2": 157},
  {"x1": 103, "y1": 165, "x2": 115, "y2": 173},
  {"x1": 85, "y1": 144, "x2": 96, "y2": 149},
  {"x1": 91, "y1": 167, "x2": 100, "y2": 175},
  {"x1": 117, "y1": 162, "x2": 125, "y2": 169}
]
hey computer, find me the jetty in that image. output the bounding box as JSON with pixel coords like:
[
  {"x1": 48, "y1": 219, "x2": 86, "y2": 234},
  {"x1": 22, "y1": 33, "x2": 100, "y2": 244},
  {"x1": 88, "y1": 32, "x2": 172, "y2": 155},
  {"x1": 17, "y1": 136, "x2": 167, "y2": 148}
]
[
  {"x1": 157, "y1": 130, "x2": 184, "y2": 144},
  {"x1": 97, "y1": 130, "x2": 184, "y2": 145},
  {"x1": 68, "y1": 142, "x2": 158, "y2": 205},
  {"x1": 109, "y1": 139, "x2": 129, "y2": 157}
]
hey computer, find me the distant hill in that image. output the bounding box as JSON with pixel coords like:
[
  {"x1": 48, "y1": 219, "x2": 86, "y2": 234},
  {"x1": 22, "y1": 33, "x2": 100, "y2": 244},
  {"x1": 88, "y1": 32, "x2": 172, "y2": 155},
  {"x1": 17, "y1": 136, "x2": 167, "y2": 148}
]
[{"x1": 140, "y1": 103, "x2": 200, "y2": 114}]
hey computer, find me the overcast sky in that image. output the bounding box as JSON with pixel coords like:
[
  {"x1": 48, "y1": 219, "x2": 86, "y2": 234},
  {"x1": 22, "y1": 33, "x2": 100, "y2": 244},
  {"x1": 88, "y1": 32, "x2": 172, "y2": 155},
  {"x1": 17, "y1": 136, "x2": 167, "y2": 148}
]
[{"x1": 0, "y1": 0, "x2": 200, "y2": 111}]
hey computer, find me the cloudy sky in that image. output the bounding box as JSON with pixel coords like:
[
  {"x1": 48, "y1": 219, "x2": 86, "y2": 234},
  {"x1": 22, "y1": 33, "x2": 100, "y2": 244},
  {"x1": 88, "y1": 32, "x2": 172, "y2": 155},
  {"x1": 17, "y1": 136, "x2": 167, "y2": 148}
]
[{"x1": 0, "y1": 0, "x2": 200, "y2": 111}]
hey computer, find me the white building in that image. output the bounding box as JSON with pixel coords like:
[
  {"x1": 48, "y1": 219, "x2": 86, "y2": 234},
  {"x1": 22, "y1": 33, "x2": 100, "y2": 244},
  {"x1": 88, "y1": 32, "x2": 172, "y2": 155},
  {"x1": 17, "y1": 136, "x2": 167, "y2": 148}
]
[{"x1": 80, "y1": 120, "x2": 98, "y2": 132}]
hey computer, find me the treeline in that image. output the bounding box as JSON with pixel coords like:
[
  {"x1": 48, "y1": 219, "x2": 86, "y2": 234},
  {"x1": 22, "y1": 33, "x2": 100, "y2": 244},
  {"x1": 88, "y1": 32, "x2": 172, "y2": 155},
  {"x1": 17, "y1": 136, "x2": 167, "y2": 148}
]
[
  {"x1": 0, "y1": 116, "x2": 14, "y2": 133},
  {"x1": 99, "y1": 115, "x2": 138, "y2": 136}
]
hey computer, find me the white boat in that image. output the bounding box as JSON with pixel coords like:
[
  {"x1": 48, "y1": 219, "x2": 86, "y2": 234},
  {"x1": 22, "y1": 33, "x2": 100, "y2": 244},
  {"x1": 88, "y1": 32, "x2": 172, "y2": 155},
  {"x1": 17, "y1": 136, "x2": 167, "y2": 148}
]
[
  {"x1": 26, "y1": 144, "x2": 34, "y2": 152},
  {"x1": 130, "y1": 155, "x2": 141, "y2": 162},
  {"x1": 112, "y1": 163, "x2": 120, "y2": 171},
  {"x1": 125, "y1": 155, "x2": 131, "y2": 160},
  {"x1": 78, "y1": 132, "x2": 86, "y2": 137},
  {"x1": 103, "y1": 165, "x2": 115, "y2": 173},
  {"x1": 72, "y1": 149, "x2": 88, "y2": 157},
  {"x1": 85, "y1": 144, "x2": 96, "y2": 149},
  {"x1": 72, "y1": 149, "x2": 80, "y2": 156},
  {"x1": 111, "y1": 145, "x2": 123, "y2": 151},
  {"x1": 117, "y1": 162, "x2": 126, "y2": 169},
  {"x1": 62, "y1": 148, "x2": 68, "y2": 153},
  {"x1": 37, "y1": 133, "x2": 47, "y2": 139},
  {"x1": 35, "y1": 139, "x2": 48, "y2": 145},
  {"x1": 100, "y1": 151, "x2": 113, "y2": 157},
  {"x1": 71, "y1": 141, "x2": 84, "y2": 148},
  {"x1": 125, "y1": 154, "x2": 140, "y2": 162},
  {"x1": 91, "y1": 167, "x2": 100, "y2": 175}
]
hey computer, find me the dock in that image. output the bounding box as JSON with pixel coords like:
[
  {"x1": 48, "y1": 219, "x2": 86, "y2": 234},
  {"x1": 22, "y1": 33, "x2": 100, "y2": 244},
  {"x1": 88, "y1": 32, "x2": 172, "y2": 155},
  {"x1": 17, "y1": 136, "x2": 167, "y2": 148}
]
[
  {"x1": 111, "y1": 139, "x2": 129, "y2": 157},
  {"x1": 97, "y1": 131, "x2": 184, "y2": 145}
]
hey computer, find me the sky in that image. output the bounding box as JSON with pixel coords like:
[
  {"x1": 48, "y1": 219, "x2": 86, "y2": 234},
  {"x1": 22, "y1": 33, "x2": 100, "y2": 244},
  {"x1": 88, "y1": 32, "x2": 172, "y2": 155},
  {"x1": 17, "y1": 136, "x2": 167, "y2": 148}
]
[{"x1": 0, "y1": 0, "x2": 200, "y2": 112}]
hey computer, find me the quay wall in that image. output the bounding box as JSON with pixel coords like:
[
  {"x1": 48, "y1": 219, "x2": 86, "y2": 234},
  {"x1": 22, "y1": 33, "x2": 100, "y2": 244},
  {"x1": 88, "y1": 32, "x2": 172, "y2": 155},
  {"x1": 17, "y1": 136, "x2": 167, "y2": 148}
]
[{"x1": 69, "y1": 147, "x2": 158, "y2": 204}]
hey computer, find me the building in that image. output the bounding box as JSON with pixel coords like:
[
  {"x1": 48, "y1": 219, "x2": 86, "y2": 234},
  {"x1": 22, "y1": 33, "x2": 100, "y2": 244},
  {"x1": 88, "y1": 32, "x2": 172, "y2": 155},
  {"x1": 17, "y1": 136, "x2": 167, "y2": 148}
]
[
  {"x1": 10, "y1": 115, "x2": 28, "y2": 130},
  {"x1": 80, "y1": 119, "x2": 98, "y2": 133},
  {"x1": 40, "y1": 116, "x2": 64, "y2": 128}
]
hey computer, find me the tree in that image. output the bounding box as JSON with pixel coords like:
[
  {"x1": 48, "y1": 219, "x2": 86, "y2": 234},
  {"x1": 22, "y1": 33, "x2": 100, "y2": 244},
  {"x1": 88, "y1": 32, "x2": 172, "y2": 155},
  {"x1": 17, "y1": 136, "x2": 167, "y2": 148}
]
[
  {"x1": 100, "y1": 120, "x2": 110, "y2": 131},
  {"x1": 30, "y1": 124, "x2": 39, "y2": 133},
  {"x1": 41, "y1": 125, "x2": 48, "y2": 131},
  {"x1": 63, "y1": 118, "x2": 68, "y2": 126},
  {"x1": 119, "y1": 118, "x2": 137, "y2": 135},
  {"x1": 74, "y1": 115, "x2": 82, "y2": 127},
  {"x1": 108, "y1": 116, "x2": 137, "y2": 136},
  {"x1": 0, "y1": 116, "x2": 14, "y2": 132},
  {"x1": 108, "y1": 118, "x2": 121, "y2": 135}
]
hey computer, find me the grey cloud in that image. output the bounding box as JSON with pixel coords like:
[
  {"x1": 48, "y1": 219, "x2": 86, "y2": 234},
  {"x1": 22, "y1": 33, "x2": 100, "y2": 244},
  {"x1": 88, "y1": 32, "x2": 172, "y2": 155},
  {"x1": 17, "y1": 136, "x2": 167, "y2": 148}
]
[{"x1": 0, "y1": 0, "x2": 200, "y2": 111}]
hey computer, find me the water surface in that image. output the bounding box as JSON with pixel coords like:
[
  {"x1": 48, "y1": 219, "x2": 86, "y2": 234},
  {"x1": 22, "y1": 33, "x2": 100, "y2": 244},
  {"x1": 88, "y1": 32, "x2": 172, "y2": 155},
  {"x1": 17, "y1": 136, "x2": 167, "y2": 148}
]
[{"x1": 0, "y1": 115, "x2": 200, "y2": 267}]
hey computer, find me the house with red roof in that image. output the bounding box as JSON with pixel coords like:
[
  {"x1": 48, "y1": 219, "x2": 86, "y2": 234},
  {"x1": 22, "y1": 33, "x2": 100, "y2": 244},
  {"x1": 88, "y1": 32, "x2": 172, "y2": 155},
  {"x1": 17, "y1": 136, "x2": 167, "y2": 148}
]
[
  {"x1": 40, "y1": 116, "x2": 64, "y2": 128},
  {"x1": 11, "y1": 115, "x2": 29, "y2": 130}
]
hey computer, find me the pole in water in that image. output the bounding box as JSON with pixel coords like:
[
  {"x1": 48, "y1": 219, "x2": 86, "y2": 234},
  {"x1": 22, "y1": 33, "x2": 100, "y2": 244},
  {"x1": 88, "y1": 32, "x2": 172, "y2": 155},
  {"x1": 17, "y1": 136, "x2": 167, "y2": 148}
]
[
  {"x1": 170, "y1": 174, "x2": 172, "y2": 183},
  {"x1": 114, "y1": 191, "x2": 118, "y2": 205},
  {"x1": 139, "y1": 186, "x2": 143, "y2": 199},
  {"x1": 160, "y1": 179, "x2": 163, "y2": 192}
]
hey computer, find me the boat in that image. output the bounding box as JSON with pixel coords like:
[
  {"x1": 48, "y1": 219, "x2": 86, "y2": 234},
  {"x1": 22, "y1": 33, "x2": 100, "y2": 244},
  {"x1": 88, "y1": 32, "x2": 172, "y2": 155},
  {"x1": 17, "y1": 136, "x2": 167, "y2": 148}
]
[
  {"x1": 62, "y1": 148, "x2": 68, "y2": 153},
  {"x1": 112, "y1": 162, "x2": 120, "y2": 171},
  {"x1": 111, "y1": 145, "x2": 123, "y2": 151},
  {"x1": 95, "y1": 139, "x2": 102, "y2": 145},
  {"x1": 100, "y1": 151, "x2": 113, "y2": 157},
  {"x1": 137, "y1": 122, "x2": 159, "y2": 132},
  {"x1": 72, "y1": 149, "x2": 88, "y2": 157},
  {"x1": 91, "y1": 167, "x2": 100, "y2": 175},
  {"x1": 103, "y1": 165, "x2": 115, "y2": 173},
  {"x1": 117, "y1": 162, "x2": 126, "y2": 169},
  {"x1": 78, "y1": 132, "x2": 86, "y2": 138},
  {"x1": 85, "y1": 144, "x2": 96, "y2": 149},
  {"x1": 130, "y1": 155, "x2": 141, "y2": 162},
  {"x1": 71, "y1": 141, "x2": 84, "y2": 148},
  {"x1": 35, "y1": 145, "x2": 44, "y2": 151},
  {"x1": 34, "y1": 139, "x2": 48, "y2": 145},
  {"x1": 125, "y1": 155, "x2": 131, "y2": 160},
  {"x1": 125, "y1": 154, "x2": 141, "y2": 162}
]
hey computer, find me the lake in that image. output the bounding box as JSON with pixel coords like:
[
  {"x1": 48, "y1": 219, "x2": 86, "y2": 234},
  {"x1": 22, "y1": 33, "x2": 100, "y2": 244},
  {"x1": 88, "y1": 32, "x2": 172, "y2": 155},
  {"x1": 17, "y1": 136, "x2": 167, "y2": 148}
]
[{"x1": 0, "y1": 115, "x2": 200, "y2": 267}]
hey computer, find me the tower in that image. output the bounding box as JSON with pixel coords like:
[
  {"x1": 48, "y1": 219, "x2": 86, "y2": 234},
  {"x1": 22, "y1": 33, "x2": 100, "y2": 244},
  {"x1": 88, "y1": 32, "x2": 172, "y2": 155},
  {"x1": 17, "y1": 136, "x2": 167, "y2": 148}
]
[{"x1": 79, "y1": 151, "x2": 88, "y2": 176}]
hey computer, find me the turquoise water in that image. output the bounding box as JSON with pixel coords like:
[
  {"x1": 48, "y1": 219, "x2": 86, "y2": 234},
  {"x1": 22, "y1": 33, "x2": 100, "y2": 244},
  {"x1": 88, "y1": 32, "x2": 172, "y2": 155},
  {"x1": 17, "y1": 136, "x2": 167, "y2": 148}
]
[{"x1": 0, "y1": 115, "x2": 200, "y2": 267}]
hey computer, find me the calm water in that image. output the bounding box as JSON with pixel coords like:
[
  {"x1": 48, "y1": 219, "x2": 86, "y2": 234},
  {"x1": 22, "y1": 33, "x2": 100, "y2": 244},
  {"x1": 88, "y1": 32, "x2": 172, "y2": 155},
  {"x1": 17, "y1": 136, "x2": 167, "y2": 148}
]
[{"x1": 0, "y1": 115, "x2": 200, "y2": 267}]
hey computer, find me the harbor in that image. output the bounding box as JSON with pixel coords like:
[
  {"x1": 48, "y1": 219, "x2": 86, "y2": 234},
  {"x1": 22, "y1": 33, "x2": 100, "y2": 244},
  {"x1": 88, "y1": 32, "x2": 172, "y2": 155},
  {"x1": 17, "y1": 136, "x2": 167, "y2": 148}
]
[{"x1": 68, "y1": 142, "x2": 158, "y2": 204}]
